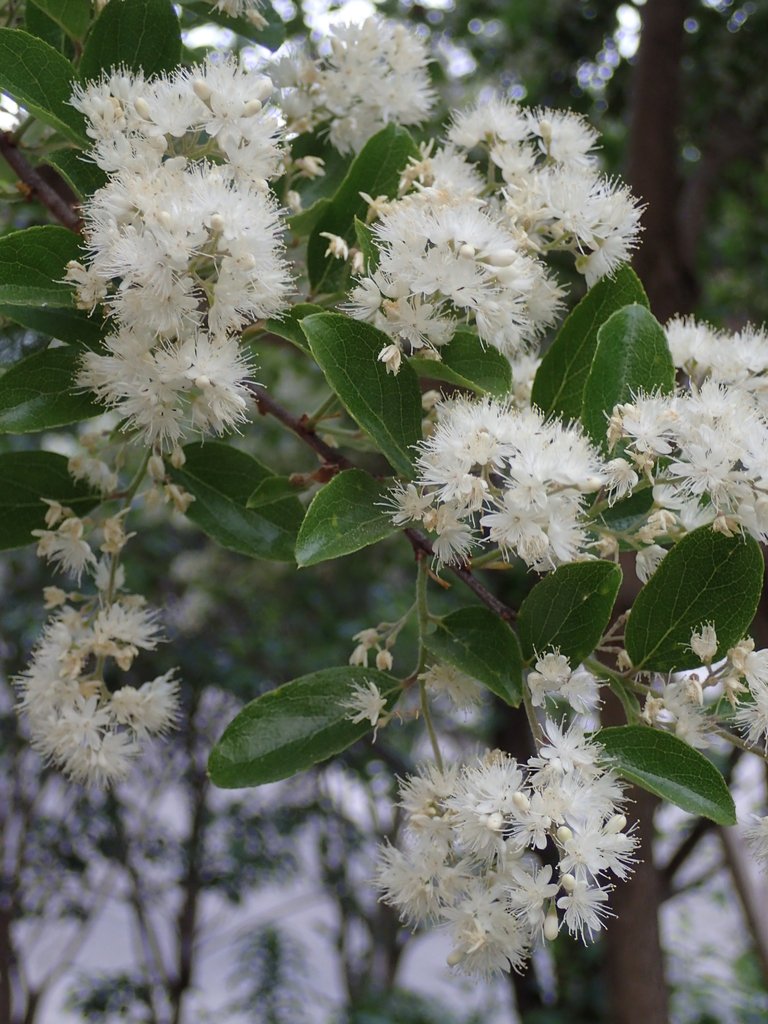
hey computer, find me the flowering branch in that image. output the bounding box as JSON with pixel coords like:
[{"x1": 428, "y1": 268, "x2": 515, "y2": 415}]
[
  {"x1": 251, "y1": 381, "x2": 517, "y2": 622},
  {"x1": 0, "y1": 132, "x2": 82, "y2": 232}
]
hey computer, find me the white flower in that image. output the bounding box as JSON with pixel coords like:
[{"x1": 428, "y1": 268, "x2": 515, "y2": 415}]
[
  {"x1": 420, "y1": 662, "x2": 483, "y2": 710},
  {"x1": 443, "y1": 881, "x2": 531, "y2": 978},
  {"x1": 690, "y1": 622, "x2": 718, "y2": 663},
  {"x1": 742, "y1": 815, "x2": 768, "y2": 871},
  {"x1": 557, "y1": 878, "x2": 614, "y2": 943},
  {"x1": 340, "y1": 679, "x2": 388, "y2": 734}
]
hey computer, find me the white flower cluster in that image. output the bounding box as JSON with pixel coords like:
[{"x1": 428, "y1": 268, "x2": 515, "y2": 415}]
[
  {"x1": 528, "y1": 650, "x2": 600, "y2": 715},
  {"x1": 348, "y1": 194, "x2": 562, "y2": 367},
  {"x1": 67, "y1": 58, "x2": 292, "y2": 451},
  {"x1": 271, "y1": 18, "x2": 434, "y2": 154},
  {"x1": 391, "y1": 395, "x2": 614, "y2": 570},
  {"x1": 19, "y1": 502, "x2": 179, "y2": 786},
  {"x1": 447, "y1": 98, "x2": 643, "y2": 286},
  {"x1": 376, "y1": 721, "x2": 637, "y2": 977},
  {"x1": 211, "y1": 0, "x2": 267, "y2": 26}
]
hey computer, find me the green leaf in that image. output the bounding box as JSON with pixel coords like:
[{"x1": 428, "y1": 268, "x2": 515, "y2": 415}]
[
  {"x1": 625, "y1": 526, "x2": 764, "y2": 672},
  {"x1": 0, "y1": 304, "x2": 105, "y2": 348},
  {"x1": 531, "y1": 265, "x2": 649, "y2": 421},
  {"x1": 424, "y1": 606, "x2": 523, "y2": 707},
  {"x1": 0, "y1": 347, "x2": 101, "y2": 432},
  {"x1": 246, "y1": 476, "x2": 301, "y2": 509},
  {"x1": 410, "y1": 329, "x2": 512, "y2": 398},
  {"x1": 180, "y1": 0, "x2": 286, "y2": 51},
  {"x1": 288, "y1": 197, "x2": 333, "y2": 238},
  {"x1": 0, "y1": 451, "x2": 98, "y2": 550},
  {"x1": 353, "y1": 217, "x2": 378, "y2": 273},
  {"x1": 307, "y1": 124, "x2": 419, "y2": 291},
  {"x1": 208, "y1": 666, "x2": 401, "y2": 787},
  {"x1": 0, "y1": 226, "x2": 81, "y2": 308},
  {"x1": 594, "y1": 487, "x2": 654, "y2": 539},
  {"x1": 302, "y1": 313, "x2": 422, "y2": 477},
  {"x1": 295, "y1": 469, "x2": 397, "y2": 567},
  {"x1": 44, "y1": 149, "x2": 107, "y2": 198},
  {"x1": 265, "y1": 303, "x2": 325, "y2": 354},
  {"x1": 597, "y1": 726, "x2": 736, "y2": 825},
  {"x1": 29, "y1": 0, "x2": 91, "y2": 40},
  {"x1": 80, "y1": 0, "x2": 182, "y2": 79},
  {"x1": 0, "y1": 28, "x2": 87, "y2": 144},
  {"x1": 518, "y1": 561, "x2": 623, "y2": 666},
  {"x1": 582, "y1": 304, "x2": 675, "y2": 446},
  {"x1": 25, "y1": 1, "x2": 70, "y2": 52},
  {"x1": 170, "y1": 443, "x2": 303, "y2": 562}
]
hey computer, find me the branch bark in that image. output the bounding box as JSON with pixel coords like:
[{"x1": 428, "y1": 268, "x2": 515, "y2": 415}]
[{"x1": 0, "y1": 133, "x2": 82, "y2": 233}]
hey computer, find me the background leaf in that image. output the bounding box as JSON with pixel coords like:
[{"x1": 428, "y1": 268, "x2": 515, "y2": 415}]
[
  {"x1": 0, "y1": 451, "x2": 98, "y2": 550},
  {"x1": 265, "y1": 303, "x2": 325, "y2": 354},
  {"x1": 0, "y1": 226, "x2": 81, "y2": 308},
  {"x1": 295, "y1": 469, "x2": 397, "y2": 567},
  {"x1": 302, "y1": 313, "x2": 422, "y2": 477},
  {"x1": 29, "y1": 0, "x2": 91, "y2": 40},
  {"x1": 0, "y1": 28, "x2": 86, "y2": 143},
  {"x1": 581, "y1": 304, "x2": 675, "y2": 446},
  {"x1": 518, "y1": 561, "x2": 623, "y2": 665},
  {"x1": 0, "y1": 304, "x2": 105, "y2": 348},
  {"x1": 625, "y1": 526, "x2": 764, "y2": 671},
  {"x1": 531, "y1": 265, "x2": 648, "y2": 421},
  {"x1": 171, "y1": 443, "x2": 303, "y2": 562},
  {"x1": 410, "y1": 329, "x2": 512, "y2": 398},
  {"x1": 0, "y1": 347, "x2": 101, "y2": 432},
  {"x1": 208, "y1": 667, "x2": 401, "y2": 787},
  {"x1": 306, "y1": 125, "x2": 418, "y2": 291},
  {"x1": 424, "y1": 606, "x2": 523, "y2": 706},
  {"x1": 597, "y1": 725, "x2": 736, "y2": 825},
  {"x1": 80, "y1": 0, "x2": 182, "y2": 79}
]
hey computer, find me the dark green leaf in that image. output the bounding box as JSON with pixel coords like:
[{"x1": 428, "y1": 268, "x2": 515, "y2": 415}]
[
  {"x1": 353, "y1": 217, "x2": 378, "y2": 273},
  {"x1": 208, "y1": 667, "x2": 401, "y2": 787},
  {"x1": 246, "y1": 476, "x2": 301, "y2": 509},
  {"x1": 0, "y1": 226, "x2": 81, "y2": 308},
  {"x1": 410, "y1": 329, "x2": 512, "y2": 398},
  {"x1": 625, "y1": 526, "x2": 764, "y2": 671},
  {"x1": 0, "y1": 303, "x2": 105, "y2": 348},
  {"x1": 0, "y1": 28, "x2": 87, "y2": 144},
  {"x1": 531, "y1": 265, "x2": 648, "y2": 421},
  {"x1": 597, "y1": 726, "x2": 736, "y2": 825},
  {"x1": 582, "y1": 304, "x2": 675, "y2": 446},
  {"x1": 44, "y1": 149, "x2": 107, "y2": 198},
  {"x1": 295, "y1": 468, "x2": 397, "y2": 567},
  {"x1": 424, "y1": 606, "x2": 523, "y2": 706},
  {"x1": 307, "y1": 124, "x2": 418, "y2": 291},
  {"x1": 265, "y1": 303, "x2": 325, "y2": 354},
  {"x1": 593, "y1": 487, "x2": 654, "y2": 538},
  {"x1": 80, "y1": 0, "x2": 182, "y2": 79},
  {"x1": 0, "y1": 347, "x2": 101, "y2": 432},
  {"x1": 288, "y1": 197, "x2": 333, "y2": 238},
  {"x1": 29, "y1": 0, "x2": 91, "y2": 40},
  {"x1": 518, "y1": 561, "x2": 623, "y2": 665},
  {"x1": 171, "y1": 443, "x2": 303, "y2": 561},
  {"x1": 25, "y1": 2, "x2": 69, "y2": 52},
  {"x1": 302, "y1": 313, "x2": 422, "y2": 477},
  {"x1": 0, "y1": 451, "x2": 98, "y2": 550},
  {"x1": 0, "y1": 323, "x2": 50, "y2": 366}
]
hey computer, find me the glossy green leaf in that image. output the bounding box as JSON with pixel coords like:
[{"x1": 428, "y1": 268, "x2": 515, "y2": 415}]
[
  {"x1": 0, "y1": 451, "x2": 98, "y2": 550},
  {"x1": 295, "y1": 469, "x2": 397, "y2": 567},
  {"x1": 410, "y1": 329, "x2": 512, "y2": 398},
  {"x1": 302, "y1": 313, "x2": 422, "y2": 477},
  {"x1": 582, "y1": 304, "x2": 675, "y2": 446},
  {"x1": 209, "y1": 666, "x2": 401, "y2": 787},
  {"x1": 531, "y1": 265, "x2": 648, "y2": 421},
  {"x1": 0, "y1": 303, "x2": 105, "y2": 348},
  {"x1": 0, "y1": 226, "x2": 81, "y2": 308},
  {"x1": 307, "y1": 124, "x2": 419, "y2": 291},
  {"x1": 424, "y1": 606, "x2": 523, "y2": 706},
  {"x1": 288, "y1": 197, "x2": 333, "y2": 238},
  {"x1": 171, "y1": 443, "x2": 303, "y2": 562},
  {"x1": 625, "y1": 526, "x2": 764, "y2": 671},
  {"x1": 597, "y1": 726, "x2": 736, "y2": 825},
  {"x1": 518, "y1": 561, "x2": 623, "y2": 665},
  {"x1": 246, "y1": 476, "x2": 301, "y2": 509},
  {"x1": 593, "y1": 488, "x2": 654, "y2": 538},
  {"x1": 265, "y1": 303, "x2": 325, "y2": 354},
  {"x1": 80, "y1": 0, "x2": 181, "y2": 79},
  {"x1": 0, "y1": 28, "x2": 87, "y2": 144},
  {"x1": 45, "y1": 150, "x2": 107, "y2": 198},
  {"x1": 25, "y1": 1, "x2": 70, "y2": 51},
  {"x1": 353, "y1": 217, "x2": 378, "y2": 273},
  {"x1": 29, "y1": 0, "x2": 91, "y2": 39},
  {"x1": 0, "y1": 347, "x2": 101, "y2": 432}
]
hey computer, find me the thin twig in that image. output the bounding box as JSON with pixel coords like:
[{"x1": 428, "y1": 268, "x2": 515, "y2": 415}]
[
  {"x1": 0, "y1": 132, "x2": 82, "y2": 232},
  {"x1": 251, "y1": 383, "x2": 518, "y2": 622}
]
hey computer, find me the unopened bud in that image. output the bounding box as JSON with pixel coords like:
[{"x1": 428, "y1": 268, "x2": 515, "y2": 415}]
[
  {"x1": 543, "y1": 913, "x2": 559, "y2": 941},
  {"x1": 486, "y1": 811, "x2": 504, "y2": 832},
  {"x1": 134, "y1": 97, "x2": 152, "y2": 120},
  {"x1": 193, "y1": 79, "x2": 212, "y2": 103},
  {"x1": 375, "y1": 649, "x2": 393, "y2": 672},
  {"x1": 556, "y1": 826, "x2": 573, "y2": 844},
  {"x1": 604, "y1": 814, "x2": 627, "y2": 835},
  {"x1": 560, "y1": 873, "x2": 577, "y2": 893}
]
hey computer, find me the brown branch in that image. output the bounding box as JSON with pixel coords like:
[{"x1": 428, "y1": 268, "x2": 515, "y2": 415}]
[
  {"x1": 251, "y1": 384, "x2": 517, "y2": 622},
  {"x1": 0, "y1": 133, "x2": 82, "y2": 233}
]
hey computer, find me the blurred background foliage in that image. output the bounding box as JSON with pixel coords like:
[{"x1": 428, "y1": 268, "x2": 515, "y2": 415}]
[{"x1": 1, "y1": 0, "x2": 768, "y2": 1022}]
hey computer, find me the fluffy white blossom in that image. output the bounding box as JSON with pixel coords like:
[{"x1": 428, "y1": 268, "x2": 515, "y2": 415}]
[
  {"x1": 392, "y1": 395, "x2": 607, "y2": 570},
  {"x1": 270, "y1": 17, "x2": 434, "y2": 153}
]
